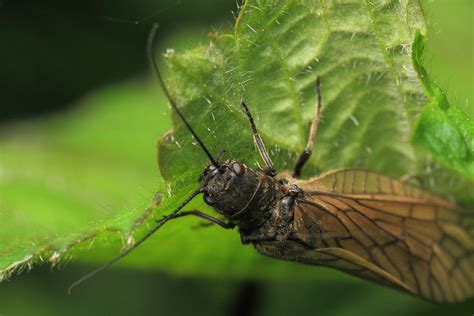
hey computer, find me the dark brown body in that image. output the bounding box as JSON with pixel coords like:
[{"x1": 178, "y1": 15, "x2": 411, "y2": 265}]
[{"x1": 202, "y1": 161, "x2": 474, "y2": 303}]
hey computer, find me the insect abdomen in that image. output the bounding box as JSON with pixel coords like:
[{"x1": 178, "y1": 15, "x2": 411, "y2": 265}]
[{"x1": 254, "y1": 169, "x2": 474, "y2": 303}]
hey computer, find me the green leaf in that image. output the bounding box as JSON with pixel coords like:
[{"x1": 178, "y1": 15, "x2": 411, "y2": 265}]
[
  {"x1": 1, "y1": 0, "x2": 471, "y2": 290},
  {"x1": 158, "y1": 0, "x2": 440, "y2": 275},
  {"x1": 0, "y1": 81, "x2": 166, "y2": 280},
  {"x1": 161, "y1": 0, "x2": 429, "y2": 179},
  {"x1": 410, "y1": 32, "x2": 474, "y2": 204}
]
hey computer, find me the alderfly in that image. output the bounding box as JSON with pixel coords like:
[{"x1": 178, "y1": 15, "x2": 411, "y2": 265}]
[{"x1": 69, "y1": 24, "x2": 474, "y2": 303}]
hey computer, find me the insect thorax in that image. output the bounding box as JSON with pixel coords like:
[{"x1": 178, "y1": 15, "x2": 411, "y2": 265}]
[{"x1": 201, "y1": 161, "x2": 283, "y2": 230}]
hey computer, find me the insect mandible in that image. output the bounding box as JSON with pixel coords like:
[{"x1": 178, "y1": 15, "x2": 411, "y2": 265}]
[{"x1": 70, "y1": 24, "x2": 474, "y2": 303}]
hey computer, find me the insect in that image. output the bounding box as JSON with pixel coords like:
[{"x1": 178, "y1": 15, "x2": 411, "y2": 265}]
[{"x1": 69, "y1": 24, "x2": 474, "y2": 303}]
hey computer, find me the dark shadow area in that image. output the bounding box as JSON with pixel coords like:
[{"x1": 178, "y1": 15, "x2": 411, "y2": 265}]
[
  {"x1": 0, "y1": 0, "x2": 235, "y2": 122},
  {"x1": 1, "y1": 265, "x2": 472, "y2": 316}
]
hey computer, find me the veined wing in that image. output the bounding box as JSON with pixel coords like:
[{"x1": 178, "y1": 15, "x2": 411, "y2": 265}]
[{"x1": 291, "y1": 169, "x2": 474, "y2": 303}]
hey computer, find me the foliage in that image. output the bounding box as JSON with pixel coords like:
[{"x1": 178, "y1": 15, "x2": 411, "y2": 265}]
[
  {"x1": 0, "y1": 1, "x2": 472, "y2": 305},
  {"x1": 411, "y1": 32, "x2": 474, "y2": 204}
]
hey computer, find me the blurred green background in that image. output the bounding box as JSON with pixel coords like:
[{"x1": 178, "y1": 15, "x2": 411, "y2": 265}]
[{"x1": 0, "y1": 0, "x2": 472, "y2": 315}]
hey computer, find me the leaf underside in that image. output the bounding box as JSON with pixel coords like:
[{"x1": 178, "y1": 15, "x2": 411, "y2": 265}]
[{"x1": 1, "y1": 0, "x2": 472, "y2": 289}]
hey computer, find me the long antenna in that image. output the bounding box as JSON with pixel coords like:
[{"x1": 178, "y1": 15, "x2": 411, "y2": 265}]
[
  {"x1": 147, "y1": 23, "x2": 218, "y2": 167},
  {"x1": 68, "y1": 187, "x2": 205, "y2": 294}
]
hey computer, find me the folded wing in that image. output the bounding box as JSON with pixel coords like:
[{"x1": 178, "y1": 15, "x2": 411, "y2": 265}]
[{"x1": 290, "y1": 169, "x2": 474, "y2": 303}]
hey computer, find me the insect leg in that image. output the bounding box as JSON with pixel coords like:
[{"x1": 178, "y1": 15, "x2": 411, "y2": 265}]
[
  {"x1": 241, "y1": 101, "x2": 277, "y2": 177},
  {"x1": 171, "y1": 210, "x2": 235, "y2": 229},
  {"x1": 293, "y1": 76, "x2": 322, "y2": 178}
]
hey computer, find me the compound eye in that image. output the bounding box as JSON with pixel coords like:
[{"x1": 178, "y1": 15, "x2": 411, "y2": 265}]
[{"x1": 232, "y1": 162, "x2": 245, "y2": 176}]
